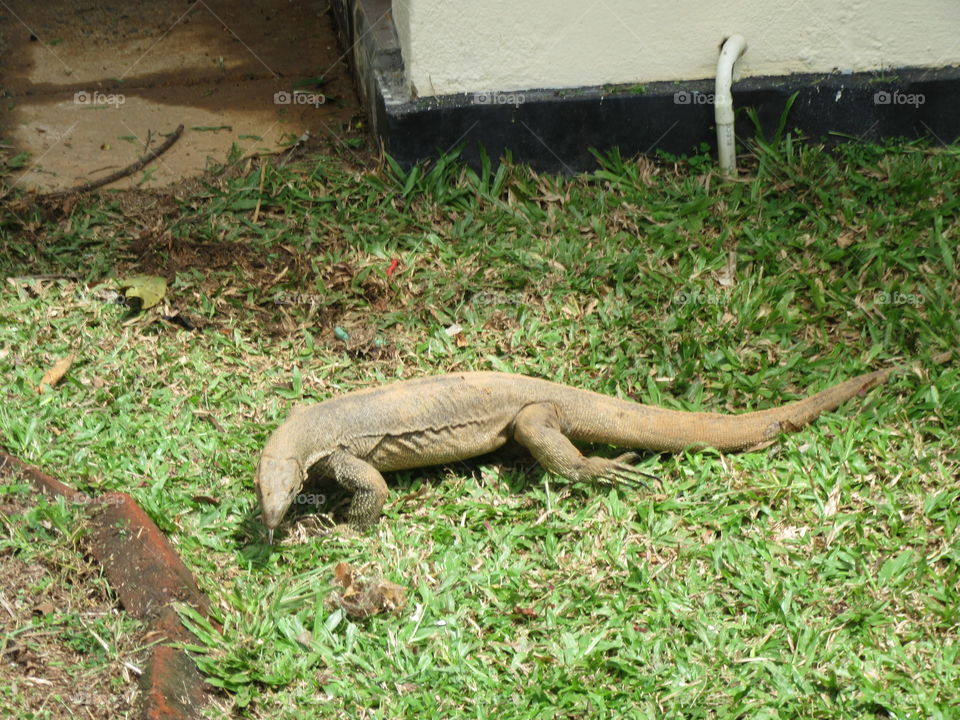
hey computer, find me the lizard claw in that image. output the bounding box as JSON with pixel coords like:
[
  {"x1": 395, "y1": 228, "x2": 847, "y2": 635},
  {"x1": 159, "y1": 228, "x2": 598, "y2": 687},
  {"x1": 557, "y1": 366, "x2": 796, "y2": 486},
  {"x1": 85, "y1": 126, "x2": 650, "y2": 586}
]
[{"x1": 597, "y1": 452, "x2": 658, "y2": 488}]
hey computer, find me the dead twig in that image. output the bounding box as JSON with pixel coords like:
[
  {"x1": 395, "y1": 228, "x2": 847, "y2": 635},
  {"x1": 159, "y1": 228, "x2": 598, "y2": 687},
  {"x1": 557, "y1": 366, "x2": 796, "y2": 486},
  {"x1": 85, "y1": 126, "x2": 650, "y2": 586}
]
[{"x1": 43, "y1": 125, "x2": 184, "y2": 198}]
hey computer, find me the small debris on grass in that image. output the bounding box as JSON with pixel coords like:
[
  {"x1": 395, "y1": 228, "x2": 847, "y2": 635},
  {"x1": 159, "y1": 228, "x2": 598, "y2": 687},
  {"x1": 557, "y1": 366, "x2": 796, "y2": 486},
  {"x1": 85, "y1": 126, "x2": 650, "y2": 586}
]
[
  {"x1": 36, "y1": 353, "x2": 75, "y2": 394},
  {"x1": 716, "y1": 250, "x2": 737, "y2": 287},
  {"x1": 32, "y1": 601, "x2": 56, "y2": 616},
  {"x1": 511, "y1": 605, "x2": 539, "y2": 620},
  {"x1": 163, "y1": 312, "x2": 196, "y2": 331},
  {"x1": 444, "y1": 323, "x2": 463, "y2": 337},
  {"x1": 327, "y1": 562, "x2": 405, "y2": 619}
]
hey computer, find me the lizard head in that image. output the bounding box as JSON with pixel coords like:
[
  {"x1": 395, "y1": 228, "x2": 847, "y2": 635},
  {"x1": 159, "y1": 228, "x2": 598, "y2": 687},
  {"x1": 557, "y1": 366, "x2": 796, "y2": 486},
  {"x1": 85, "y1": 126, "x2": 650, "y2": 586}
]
[{"x1": 254, "y1": 454, "x2": 304, "y2": 543}]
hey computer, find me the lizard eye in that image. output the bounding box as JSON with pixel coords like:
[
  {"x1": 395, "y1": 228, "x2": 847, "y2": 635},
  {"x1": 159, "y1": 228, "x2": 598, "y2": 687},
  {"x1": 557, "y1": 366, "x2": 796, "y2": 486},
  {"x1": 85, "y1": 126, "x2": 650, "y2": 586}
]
[
  {"x1": 256, "y1": 456, "x2": 302, "y2": 501},
  {"x1": 258, "y1": 456, "x2": 299, "y2": 479}
]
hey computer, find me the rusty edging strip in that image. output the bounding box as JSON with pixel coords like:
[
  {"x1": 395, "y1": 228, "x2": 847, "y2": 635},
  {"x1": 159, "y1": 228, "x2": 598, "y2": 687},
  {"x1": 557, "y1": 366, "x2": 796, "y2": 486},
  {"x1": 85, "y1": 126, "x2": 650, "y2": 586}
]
[{"x1": 0, "y1": 451, "x2": 211, "y2": 720}]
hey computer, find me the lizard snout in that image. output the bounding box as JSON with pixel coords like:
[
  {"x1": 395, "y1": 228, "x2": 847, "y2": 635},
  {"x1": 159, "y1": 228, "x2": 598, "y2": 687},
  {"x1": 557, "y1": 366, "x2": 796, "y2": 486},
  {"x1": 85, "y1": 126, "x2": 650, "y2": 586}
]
[{"x1": 255, "y1": 455, "x2": 303, "y2": 531}]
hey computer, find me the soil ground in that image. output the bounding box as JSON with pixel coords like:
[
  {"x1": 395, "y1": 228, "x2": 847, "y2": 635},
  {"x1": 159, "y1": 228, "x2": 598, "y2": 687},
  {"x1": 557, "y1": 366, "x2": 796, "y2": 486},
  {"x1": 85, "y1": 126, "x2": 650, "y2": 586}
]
[{"x1": 0, "y1": 0, "x2": 363, "y2": 192}]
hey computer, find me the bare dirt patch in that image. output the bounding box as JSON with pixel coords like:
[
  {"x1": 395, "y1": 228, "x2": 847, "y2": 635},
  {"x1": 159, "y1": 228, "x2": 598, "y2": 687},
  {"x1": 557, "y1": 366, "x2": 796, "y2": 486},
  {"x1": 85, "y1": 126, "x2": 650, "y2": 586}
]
[{"x1": 0, "y1": 0, "x2": 363, "y2": 193}]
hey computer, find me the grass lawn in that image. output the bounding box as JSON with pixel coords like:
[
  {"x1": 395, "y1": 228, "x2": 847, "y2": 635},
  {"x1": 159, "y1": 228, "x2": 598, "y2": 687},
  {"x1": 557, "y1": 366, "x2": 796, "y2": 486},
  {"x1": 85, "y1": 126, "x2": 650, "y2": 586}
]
[{"x1": 1, "y1": 135, "x2": 958, "y2": 719}]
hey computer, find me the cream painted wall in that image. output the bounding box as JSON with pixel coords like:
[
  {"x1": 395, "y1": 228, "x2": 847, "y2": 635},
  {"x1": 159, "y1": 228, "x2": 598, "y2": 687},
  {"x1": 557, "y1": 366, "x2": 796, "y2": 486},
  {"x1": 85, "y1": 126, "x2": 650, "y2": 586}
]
[{"x1": 391, "y1": 0, "x2": 960, "y2": 98}]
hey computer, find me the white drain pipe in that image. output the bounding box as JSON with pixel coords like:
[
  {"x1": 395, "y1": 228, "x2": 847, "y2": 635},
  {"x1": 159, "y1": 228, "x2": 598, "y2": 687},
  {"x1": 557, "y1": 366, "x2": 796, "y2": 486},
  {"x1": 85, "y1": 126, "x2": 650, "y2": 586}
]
[{"x1": 715, "y1": 34, "x2": 747, "y2": 177}]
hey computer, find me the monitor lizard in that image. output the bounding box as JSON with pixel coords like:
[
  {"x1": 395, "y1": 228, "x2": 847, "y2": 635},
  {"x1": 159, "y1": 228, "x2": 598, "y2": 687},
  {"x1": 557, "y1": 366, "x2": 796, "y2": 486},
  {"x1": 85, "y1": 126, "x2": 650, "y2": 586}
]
[{"x1": 254, "y1": 359, "x2": 946, "y2": 541}]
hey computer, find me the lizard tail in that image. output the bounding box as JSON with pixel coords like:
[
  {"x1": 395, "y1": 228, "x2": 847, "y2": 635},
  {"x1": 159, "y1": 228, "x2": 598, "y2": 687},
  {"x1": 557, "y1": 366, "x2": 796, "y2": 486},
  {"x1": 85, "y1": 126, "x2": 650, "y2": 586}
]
[{"x1": 566, "y1": 353, "x2": 950, "y2": 453}]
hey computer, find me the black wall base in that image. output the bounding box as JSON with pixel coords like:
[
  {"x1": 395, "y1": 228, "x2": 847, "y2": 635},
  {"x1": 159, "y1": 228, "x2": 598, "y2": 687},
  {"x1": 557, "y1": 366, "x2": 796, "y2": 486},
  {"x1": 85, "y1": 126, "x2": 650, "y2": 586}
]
[{"x1": 332, "y1": 0, "x2": 960, "y2": 173}]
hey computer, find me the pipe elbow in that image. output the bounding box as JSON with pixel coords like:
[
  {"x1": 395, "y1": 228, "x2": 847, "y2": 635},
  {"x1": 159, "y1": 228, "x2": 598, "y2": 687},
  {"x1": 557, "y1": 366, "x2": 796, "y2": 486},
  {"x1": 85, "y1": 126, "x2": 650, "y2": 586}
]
[{"x1": 715, "y1": 34, "x2": 748, "y2": 177}]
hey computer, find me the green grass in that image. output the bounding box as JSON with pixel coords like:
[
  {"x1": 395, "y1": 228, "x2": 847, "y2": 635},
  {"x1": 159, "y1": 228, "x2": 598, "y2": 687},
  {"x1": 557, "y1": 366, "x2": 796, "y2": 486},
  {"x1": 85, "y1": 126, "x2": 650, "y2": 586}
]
[{"x1": 1, "y1": 136, "x2": 959, "y2": 719}]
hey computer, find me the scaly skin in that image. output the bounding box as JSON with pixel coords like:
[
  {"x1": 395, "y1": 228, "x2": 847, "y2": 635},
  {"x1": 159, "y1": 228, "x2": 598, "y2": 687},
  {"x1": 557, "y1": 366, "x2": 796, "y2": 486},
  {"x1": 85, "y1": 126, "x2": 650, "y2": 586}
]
[{"x1": 254, "y1": 364, "x2": 928, "y2": 539}]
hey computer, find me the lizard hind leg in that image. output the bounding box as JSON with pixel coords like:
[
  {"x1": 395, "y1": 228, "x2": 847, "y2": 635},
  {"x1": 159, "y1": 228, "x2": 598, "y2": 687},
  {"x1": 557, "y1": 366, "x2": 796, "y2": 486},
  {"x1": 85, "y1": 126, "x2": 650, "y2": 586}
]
[
  {"x1": 513, "y1": 403, "x2": 650, "y2": 487},
  {"x1": 325, "y1": 450, "x2": 390, "y2": 530}
]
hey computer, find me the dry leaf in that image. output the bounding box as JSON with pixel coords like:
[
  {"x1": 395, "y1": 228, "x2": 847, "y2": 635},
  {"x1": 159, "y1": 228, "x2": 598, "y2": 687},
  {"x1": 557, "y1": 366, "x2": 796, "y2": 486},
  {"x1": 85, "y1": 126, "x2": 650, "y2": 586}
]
[
  {"x1": 328, "y1": 562, "x2": 406, "y2": 618},
  {"x1": 37, "y1": 353, "x2": 75, "y2": 394},
  {"x1": 824, "y1": 484, "x2": 841, "y2": 518},
  {"x1": 835, "y1": 232, "x2": 856, "y2": 249},
  {"x1": 512, "y1": 605, "x2": 539, "y2": 619},
  {"x1": 774, "y1": 525, "x2": 809, "y2": 542},
  {"x1": 716, "y1": 250, "x2": 737, "y2": 287},
  {"x1": 33, "y1": 602, "x2": 56, "y2": 616}
]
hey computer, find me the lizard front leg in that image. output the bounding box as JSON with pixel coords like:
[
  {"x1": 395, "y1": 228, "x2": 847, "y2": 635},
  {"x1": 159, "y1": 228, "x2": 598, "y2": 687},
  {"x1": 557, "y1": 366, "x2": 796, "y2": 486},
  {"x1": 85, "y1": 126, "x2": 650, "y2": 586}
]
[
  {"x1": 325, "y1": 449, "x2": 390, "y2": 530},
  {"x1": 513, "y1": 402, "x2": 642, "y2": 484}
]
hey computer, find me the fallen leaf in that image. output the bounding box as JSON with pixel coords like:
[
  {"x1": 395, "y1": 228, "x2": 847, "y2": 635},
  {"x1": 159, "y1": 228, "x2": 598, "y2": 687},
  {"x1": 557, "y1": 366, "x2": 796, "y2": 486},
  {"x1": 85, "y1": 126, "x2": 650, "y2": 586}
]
[
  {"x1": 33, "y1": 602, "x2": 55, "y2": 616},
  {"x1": 512, "y1": 605, "x2": 539, "y2": 619},
  {"x1": 836, "y1": 232, "x2": 856, "y2": 249},
  {"x1": 36, "y1": 353, "x2": 75, "y2": 394},
  {"x1": 716, "y1": 250, "x2": 737, "y2": 287},
  {"x1": 824, "y1": 484, "x2": 841, "y2": 518},
  {"x1": 333, "y1": 562, "x2": 354, "y2": 588},
  {"x1": 117, "y1": 275, "x2": 167, "y2": 310},
  {"x1": 775, "y1": 525, "x2": 809, "y2": 541}
]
